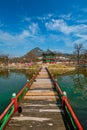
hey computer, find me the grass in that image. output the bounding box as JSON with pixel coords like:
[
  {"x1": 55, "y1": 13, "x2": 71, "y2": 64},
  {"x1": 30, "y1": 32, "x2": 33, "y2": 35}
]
[{"x1": 48, "y1": 63, "x2": 75, "y2": 75}]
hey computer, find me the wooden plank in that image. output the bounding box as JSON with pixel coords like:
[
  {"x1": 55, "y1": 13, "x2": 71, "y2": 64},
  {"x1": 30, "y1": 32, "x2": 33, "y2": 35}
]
[
  {"x1": 32, "y1": 83, "x2": 53, "y2": 87},
  {"x1": 24, "y1": 96, "x2": 58, "y2": 101},
  {"x1": 25, "y1": 91, "x2": 57, "y2": 96},
  {"x1": 31, "y1": 86, "x2": 53, "y2": 89},
  {"x1": 30, "y1": 89, "x2": 53, "y2": 92},
  {"x1": 12, "y1": 116, "x2": 51, "y2": 122}
]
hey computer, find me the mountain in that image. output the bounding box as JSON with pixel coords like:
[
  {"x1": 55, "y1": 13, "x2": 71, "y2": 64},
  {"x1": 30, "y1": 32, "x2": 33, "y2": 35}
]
[
  {"x1": 27, "y1": 47, "x2": 44, "y2": 57},
  {"x1": 19, "y1": 47, "x2": 43, "y2": 62}
]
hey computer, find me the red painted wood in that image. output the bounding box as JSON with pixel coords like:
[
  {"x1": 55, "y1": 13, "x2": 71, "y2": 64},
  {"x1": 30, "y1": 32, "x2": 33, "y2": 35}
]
[
  {"x1": 63, "y1": 98, "x2": 83, "y2": 130},
  {"x1": 0, "y1": 100, "x2": 14, "y2": 120}
]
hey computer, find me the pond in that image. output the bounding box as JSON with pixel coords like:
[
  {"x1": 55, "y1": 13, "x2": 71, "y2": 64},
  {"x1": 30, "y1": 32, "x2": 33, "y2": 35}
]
[
  {"x1": 0, "y1": 69, "x2": 36, "y2": 114},
  {"x1": 56, "y1": 68, "x2": 87, "y2": 129}
]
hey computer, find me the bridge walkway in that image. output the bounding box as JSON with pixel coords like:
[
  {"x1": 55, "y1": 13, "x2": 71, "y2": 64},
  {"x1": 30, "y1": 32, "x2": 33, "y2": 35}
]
[{"x1": 6, "y1": 68, "x2": 66, "y2": 130}]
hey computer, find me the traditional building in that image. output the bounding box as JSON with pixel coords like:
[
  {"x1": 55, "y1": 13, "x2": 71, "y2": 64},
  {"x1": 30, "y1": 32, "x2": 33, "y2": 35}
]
[{"x1": 42, "y1": 49, "x2": 56, "y2": 63}]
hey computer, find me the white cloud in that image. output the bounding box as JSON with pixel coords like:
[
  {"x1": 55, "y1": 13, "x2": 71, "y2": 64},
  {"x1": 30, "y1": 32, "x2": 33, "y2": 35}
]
[
  {"x1": 45, "y1": 19, "x2": 74, "y2": 34},
  {"x1": 37, "y1": 16, "x2": 47, "y2": 21},
  {"x1": 29, "y1": 23, "x2": 39, "y2": 35},
  {"x1": 0, "y1": 30, "x2": 15, "y2": 44},
  {"x1": 75, "y1": 34, "x2": 87, "y2": 40},
  {"x1": 45, "y1": 19, "x2": 87, "y2": 35},
  {"x1": 0, "y1": 29, "x2": 33, "y2": 56},
  {"x1": 21, "y1": 16, "x2": 31, "y2": 22},
  {"x1": 45, "y1": 17, "x2": 87, "y2": 49},
  {"x1": 76, "y1": 19, "x2": 87, "y2": 23},
  {"x1": 0, "y1": 22, "x2": 43, "y2": 56},
  {"x1": 59, "y1": 13, "x2": 72, "y2": 20},
  {"x1": 72, "y1": 34, "x2": 87, "y2": 47},
  {"x1": 0, "y1": 29, "x2": 31, "y2": 49},
  {"x1": 24, "y1": 17, "x2": 31, "y2": 22},
  {"x1": 37, "y1": 13, "x2": 53, "y2": 22},
  {"x1": 18, "y1": 30, "x2": 31, "y2": 39}
]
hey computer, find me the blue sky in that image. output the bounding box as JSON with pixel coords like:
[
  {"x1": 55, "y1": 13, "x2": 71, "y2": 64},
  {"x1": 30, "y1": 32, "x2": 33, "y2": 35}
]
[{"x1": 0, "y1": 0, "x2": 87, "y2": 57}]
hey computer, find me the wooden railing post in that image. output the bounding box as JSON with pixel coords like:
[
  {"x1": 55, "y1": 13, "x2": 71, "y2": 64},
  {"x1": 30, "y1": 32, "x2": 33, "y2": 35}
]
[
  {"x1": 62, "y1": 91, "x2": 67, "y2": 109},
  {"x1": 12, "y1": 93, "x2": 18, "y2": 112},
  {"x1": 26, "y1": 79, "x2": 30, "y2": 89},
  {"x1": 62, "y1": 91, "x2": 67, "y2": 102}
]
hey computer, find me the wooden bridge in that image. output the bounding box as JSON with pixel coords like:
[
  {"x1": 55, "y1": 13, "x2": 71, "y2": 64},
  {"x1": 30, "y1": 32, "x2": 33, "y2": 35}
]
[
  {"x1": 6, "y1": 67, "x2": 66, "y2": 130},
  {"x1": 0, "y1": 67, "x2": 83, "y2": 130}
]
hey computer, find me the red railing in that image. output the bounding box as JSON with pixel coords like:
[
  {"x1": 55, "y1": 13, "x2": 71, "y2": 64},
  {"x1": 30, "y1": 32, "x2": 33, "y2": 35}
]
[
  {"x1": 46, "y1": 67, "x2": 63, "y2": 96},
  {"x1": 54, "y1": 81, "x2": 63, "y2": 96},
  {"x1": 0, "y1": 67, "x2": 41, "y2": 130},
  {"x1": 0, "y1": 101, "x2": 14, "y2": 120},
  {"x1": 46, "y1": 67, "x2": 83, "y2": 130},
  {"x1": 63, "y1": 97, "x2": 83, "y2": 130}
]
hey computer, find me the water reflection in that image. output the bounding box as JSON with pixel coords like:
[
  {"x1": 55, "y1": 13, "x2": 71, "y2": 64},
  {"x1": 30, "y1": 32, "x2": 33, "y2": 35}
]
[
  {"x1": 55, "y1": 68, "x2": 87, "y2": 129},
  {"x1": 0, "y1": 68, "x2": 36, "y2": 79},
  {"x1": 0, "y1": 68, "x2": 36, "y2": 114},
  {"x1": 70, "y1": 68, "x2": 87, "y2": 94},
  {"x1": 0, "y1": 69, "x2": 9, "y2": 78}
]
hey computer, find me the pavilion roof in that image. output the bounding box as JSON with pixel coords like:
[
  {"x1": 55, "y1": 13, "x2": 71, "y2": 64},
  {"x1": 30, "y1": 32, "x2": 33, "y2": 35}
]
[{"x1": 43, "y1": 49, "x2": 56, "y2": 55}]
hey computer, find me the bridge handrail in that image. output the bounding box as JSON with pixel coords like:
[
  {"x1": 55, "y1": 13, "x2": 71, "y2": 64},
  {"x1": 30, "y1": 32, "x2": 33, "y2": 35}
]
[
  {"x1": 63, "y1": 97, "x2": 83, "y2": 130},
  {"x1": 0, "y1": 100, "x2": 14, "y2": 130},
  {"x1": 0, "y1": 100, "x2": 14, "y2": 120},
  {"x1": 56, "y1": 82, "x2": 83, "y2": 129},
  {"x1": 46, "y1": 67, "x2": 83, "y2": 130},
  {"x1": 0, "y1": 67, "x2": 41, "y2": 130},
  {"x1": 46, "y1": 67, "x2": 63, "y2": 96},
  {"x1": 16, "y1": 67, "x2": 41, "y2": 102}
]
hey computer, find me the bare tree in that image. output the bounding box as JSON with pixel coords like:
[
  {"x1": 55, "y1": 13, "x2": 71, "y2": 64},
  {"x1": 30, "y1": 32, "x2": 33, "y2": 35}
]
[
  {"x1": 0, "y1": 54, "x2": 9, "y2": 66},
  {"x1": 74, "y1": 43, "x2": 83, "y2": 66},
  {"x1": 83, "y1": 50, "x2": 87, "y2": 65}
]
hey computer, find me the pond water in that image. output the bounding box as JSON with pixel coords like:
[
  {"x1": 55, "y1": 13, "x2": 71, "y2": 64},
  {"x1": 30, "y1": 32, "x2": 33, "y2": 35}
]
[
  {"x1": 56, "y1": 68, "x2": 87, "y2": 129},
  {"x1": 0, "y1": 69, "x2": 35, "y2": 114}
]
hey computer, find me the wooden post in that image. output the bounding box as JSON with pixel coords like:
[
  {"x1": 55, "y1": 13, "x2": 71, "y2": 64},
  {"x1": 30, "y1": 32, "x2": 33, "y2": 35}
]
[{"x1": 12, "y1": 93, "x2": 18, "y2": 112}]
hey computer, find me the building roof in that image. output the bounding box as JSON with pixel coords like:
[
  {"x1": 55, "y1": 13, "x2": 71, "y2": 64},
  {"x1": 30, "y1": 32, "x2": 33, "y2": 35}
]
[{"x1": 43, "y1": 49, "x2": 56, "y2": 55}]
